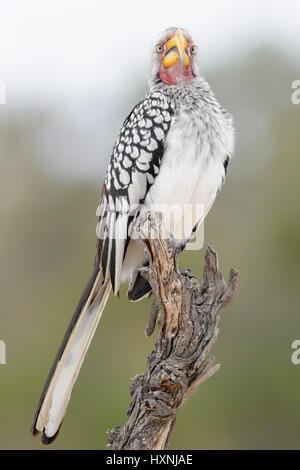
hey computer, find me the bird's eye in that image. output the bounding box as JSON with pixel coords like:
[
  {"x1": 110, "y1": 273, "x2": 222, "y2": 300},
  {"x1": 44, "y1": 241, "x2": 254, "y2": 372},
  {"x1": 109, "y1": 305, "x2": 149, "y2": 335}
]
[
  {"x1": 156, "y1": 44, "x2": 164, "y2": 53},
  {"x1": 190, "y1": 46, "x2": 196, "y2": 55}
]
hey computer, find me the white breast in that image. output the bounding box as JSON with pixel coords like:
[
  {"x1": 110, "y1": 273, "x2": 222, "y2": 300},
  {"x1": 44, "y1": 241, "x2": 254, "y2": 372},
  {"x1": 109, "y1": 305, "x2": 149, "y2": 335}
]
[{"x1": 144, "y1": 113, "x2": 227, "y2": 242}]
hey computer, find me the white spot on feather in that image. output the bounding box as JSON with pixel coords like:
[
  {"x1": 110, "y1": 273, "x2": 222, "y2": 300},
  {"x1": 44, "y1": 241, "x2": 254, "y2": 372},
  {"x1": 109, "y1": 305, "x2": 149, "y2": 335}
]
[
  {"x1": 119, "y1": 170, "x2": 130, "y2": 186},
  {"x1": 148, "y1": 139, "x2": 158, "y2": 151},
  {"x1": 154, "y1": 127, "x2": 164, "y2": 141},
  {"x1": 131, "y1": 146, "x2": 139, "y2": 159},
  {"x1": 123, "y1": 156, "x2": 132, "y2": 168}
]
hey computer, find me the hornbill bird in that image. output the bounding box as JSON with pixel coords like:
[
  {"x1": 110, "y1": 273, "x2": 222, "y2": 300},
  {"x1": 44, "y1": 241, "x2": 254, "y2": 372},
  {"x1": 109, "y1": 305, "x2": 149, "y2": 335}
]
[{"x1": 31, "y1": 27, "x2": 234, "y2": 444}]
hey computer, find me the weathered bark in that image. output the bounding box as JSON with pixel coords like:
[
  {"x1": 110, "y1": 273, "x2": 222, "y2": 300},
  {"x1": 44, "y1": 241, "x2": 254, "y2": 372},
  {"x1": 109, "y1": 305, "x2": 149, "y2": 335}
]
[{"x1": 108, "y1": 214, "x2": 240, "y2": 450}]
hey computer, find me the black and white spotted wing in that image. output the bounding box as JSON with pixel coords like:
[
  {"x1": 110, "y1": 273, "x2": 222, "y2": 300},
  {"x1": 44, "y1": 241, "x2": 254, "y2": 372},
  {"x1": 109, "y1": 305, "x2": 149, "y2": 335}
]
[{"x1": 96, "y1": 91, "x2": 174, "y2": 293}]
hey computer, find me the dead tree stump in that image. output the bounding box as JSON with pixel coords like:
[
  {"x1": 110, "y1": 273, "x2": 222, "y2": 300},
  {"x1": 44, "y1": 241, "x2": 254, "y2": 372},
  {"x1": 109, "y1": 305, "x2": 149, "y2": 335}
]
[{"x1": 108, "y1": 214, "x2": 240, "y2": 450}]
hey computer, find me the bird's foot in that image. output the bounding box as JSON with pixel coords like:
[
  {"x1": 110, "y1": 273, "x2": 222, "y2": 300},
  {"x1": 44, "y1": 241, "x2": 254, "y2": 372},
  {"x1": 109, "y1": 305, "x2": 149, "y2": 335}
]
[{"x1": 168, "y1": 235, "x2": 186, "y2": 259}]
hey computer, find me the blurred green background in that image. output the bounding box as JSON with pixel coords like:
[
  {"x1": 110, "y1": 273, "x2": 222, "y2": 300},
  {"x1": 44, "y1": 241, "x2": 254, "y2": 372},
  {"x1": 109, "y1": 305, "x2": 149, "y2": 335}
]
[{"x1": 1, "y1": 3, "x2": 300, "y2": 450}]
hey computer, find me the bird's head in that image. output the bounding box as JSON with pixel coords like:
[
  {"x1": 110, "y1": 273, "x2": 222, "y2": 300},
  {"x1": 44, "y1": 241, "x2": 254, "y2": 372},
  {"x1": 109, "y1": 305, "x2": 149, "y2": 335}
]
[{"x1": 149, "y1": 27, "x2": 199, "y2": 87}]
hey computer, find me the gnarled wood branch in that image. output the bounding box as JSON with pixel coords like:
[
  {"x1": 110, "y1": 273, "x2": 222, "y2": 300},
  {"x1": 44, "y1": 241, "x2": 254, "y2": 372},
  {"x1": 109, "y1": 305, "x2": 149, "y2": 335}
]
[{"x1": 108, "y1": 214, "x2": 240, "y2": 450}]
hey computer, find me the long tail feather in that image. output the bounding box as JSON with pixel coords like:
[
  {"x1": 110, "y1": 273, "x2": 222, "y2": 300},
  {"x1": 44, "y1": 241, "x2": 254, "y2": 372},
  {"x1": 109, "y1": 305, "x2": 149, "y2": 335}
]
[{"x1": 31, "y1": 267, "x2": 111, "y2": 443}]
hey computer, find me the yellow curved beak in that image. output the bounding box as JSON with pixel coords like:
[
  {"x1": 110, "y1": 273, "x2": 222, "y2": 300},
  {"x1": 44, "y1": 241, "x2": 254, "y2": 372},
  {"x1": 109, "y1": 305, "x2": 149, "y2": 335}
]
[{"x1": 163, "y1": 29, "x2": 190, "y2": 70}]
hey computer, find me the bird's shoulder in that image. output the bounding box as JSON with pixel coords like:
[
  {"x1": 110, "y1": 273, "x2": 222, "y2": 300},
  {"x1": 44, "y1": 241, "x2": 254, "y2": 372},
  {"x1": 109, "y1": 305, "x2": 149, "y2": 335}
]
[{"x1": 123, "y1": 90, "x2": 173, "y2": 126}]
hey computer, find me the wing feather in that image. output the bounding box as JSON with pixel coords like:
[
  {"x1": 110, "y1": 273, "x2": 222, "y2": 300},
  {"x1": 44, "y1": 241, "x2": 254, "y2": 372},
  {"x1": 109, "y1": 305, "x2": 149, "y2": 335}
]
[{"x1": 96, "y1": 91, "x2": 174, "y2": 293}]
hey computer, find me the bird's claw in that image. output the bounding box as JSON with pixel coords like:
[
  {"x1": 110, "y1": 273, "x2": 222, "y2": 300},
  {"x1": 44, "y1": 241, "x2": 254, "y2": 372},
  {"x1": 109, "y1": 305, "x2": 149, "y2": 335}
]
[{"x1": 168, "y1": 235, "x2": 183, "y2": 259}]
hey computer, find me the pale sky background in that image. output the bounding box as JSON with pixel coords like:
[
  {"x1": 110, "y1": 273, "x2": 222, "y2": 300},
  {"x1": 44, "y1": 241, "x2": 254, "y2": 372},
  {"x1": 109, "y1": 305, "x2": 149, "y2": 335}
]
[{"x1": 0, "y1": 0, "x2": 300, "y2": 101}]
